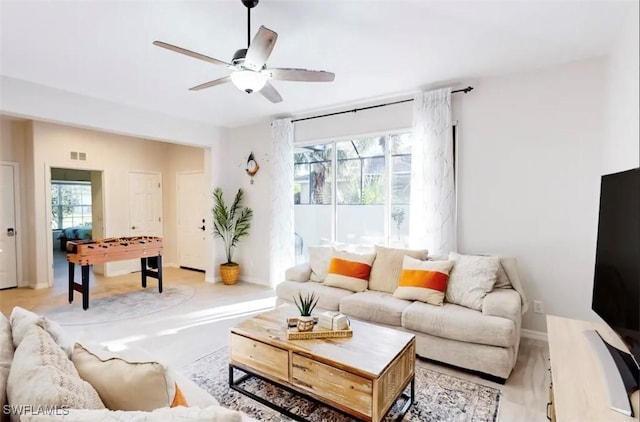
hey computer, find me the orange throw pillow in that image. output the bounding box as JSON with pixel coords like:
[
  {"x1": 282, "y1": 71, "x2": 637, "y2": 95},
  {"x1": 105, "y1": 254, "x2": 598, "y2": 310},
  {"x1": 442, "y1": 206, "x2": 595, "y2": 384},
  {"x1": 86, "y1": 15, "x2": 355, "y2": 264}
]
[
  {"x1": 393, "y1": 256, "x2": 454, "y2": 305},
  {"x1": 323, "y1": 250, "x2": 376, "y2": 292}
]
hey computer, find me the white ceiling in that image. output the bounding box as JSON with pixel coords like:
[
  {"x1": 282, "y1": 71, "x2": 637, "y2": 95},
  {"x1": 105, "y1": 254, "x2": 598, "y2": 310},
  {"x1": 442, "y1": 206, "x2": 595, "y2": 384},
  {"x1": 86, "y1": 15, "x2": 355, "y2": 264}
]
[{"x1": 0, "y1": 0, "x2": 634, "y2": 129}]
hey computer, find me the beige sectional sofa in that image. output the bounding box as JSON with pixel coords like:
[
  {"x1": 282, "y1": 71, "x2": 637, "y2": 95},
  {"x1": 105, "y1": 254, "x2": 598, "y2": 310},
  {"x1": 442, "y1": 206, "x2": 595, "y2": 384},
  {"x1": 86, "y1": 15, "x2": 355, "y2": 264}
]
[
  {"x1": 276, "y1": 246, "x2": 528, "y2": 382},
  {"x1": 0, "y1": 308, "x2": 254, "y2": 422}
]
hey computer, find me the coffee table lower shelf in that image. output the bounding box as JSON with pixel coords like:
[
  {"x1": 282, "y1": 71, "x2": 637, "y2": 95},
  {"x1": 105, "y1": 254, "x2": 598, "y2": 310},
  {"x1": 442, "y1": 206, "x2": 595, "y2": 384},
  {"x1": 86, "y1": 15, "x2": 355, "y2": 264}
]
[{"x1": 228, "y1": 364, "x2": 415, "y2": 422}]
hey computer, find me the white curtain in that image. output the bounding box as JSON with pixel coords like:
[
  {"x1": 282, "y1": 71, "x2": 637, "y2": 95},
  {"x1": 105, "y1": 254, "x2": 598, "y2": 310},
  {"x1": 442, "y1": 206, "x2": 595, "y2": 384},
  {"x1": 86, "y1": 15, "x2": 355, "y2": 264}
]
[
  {"x1": 269, "y1": 118, "x2": 295, "y2": 286},
  {"x1": 409, "y1": 87, "x2": 456, "y2": 257}
]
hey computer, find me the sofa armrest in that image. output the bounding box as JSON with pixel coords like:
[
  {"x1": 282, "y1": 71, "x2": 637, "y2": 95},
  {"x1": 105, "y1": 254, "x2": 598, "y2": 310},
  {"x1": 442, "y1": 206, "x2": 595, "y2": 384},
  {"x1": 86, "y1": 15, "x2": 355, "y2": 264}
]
[
  {"x1": 285, "y1": 263, "x2": 311, "y2": 282},
  {"x1": 482, "y1": 289, "x2": 521, "y2": 322}
]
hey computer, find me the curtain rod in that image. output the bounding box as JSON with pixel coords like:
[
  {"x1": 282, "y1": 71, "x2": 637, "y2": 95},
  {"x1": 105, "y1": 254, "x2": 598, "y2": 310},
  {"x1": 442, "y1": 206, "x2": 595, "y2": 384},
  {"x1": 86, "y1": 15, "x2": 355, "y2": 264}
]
[{"x1": 291, "y1": 86, "x2": 474, "y2": 123}]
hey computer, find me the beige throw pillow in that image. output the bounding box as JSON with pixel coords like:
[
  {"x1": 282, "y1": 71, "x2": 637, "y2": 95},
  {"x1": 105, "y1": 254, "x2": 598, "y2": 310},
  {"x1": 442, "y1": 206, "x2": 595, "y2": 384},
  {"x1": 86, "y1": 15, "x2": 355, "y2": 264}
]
[
  {"x1": 308, "y1": 245, "x2": 333, "y2": 282},
  {"x1": 72, "y1": 343, "x2": 183, "y2": 411},
  {"x1": 323, "y1": 250, "x2": 376, "y2": 292},
  {"x1": 9, "y1": 306, "x2": 72, "y2": 357},
  {"x1": 368, "y1": 245, "x2": 428, "y2": 293},
  {"x1": 6, "y1": 326, "x2": 104, "y2": 416},
  {"x1": 0, "y1": 313, "x2": 13, "y2": 417},
  {"x1": 445, "y1": 252, "x2": 501, "y2": 311}
]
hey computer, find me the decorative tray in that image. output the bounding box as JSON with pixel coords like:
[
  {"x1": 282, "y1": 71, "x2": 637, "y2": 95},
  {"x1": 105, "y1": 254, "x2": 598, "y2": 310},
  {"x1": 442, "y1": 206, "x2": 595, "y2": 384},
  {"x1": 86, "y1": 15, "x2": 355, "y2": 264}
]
[{"x1": 285, "y1": 317, "x2": 353, "y2": 340}]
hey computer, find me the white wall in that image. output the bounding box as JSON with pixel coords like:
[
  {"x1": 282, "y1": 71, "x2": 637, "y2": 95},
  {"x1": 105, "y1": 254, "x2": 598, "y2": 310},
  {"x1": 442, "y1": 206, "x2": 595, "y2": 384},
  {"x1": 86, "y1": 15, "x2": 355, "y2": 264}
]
[
  {"x1": 456, "y1": 58, "x2": 606, "y2": 332},
  {"x1": 223, "y1": 57, "x2": 610, "y2": 332},
  {"x1": 1, "y1": 76, "x2": 222, "y2": 148},
  {"x1": 603, "y1": 5, "x2": 639, "y2": 174},
  {"x1": 215, "y1": 123, "x2": 272, "y2": 285}
]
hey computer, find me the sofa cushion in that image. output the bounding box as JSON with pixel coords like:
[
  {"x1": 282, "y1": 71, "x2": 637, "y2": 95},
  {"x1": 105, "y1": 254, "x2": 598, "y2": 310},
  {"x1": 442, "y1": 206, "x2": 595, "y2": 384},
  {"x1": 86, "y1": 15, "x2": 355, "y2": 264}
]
[
  {"x1": 0, "y1": 313, "x2": 13, "y2": 419},
  {"x1": 401, "y1": 301, "x2": 517, "y2": 347},
  {"x1": 7, "y1": 326, "x2": 105, "y2": 417},
  {"x1": 21, "y1": 405, "x2": 244, "y2": 422},
  {"x1": 339, "y1": 291, "x2": 412, "y2": 327},
  {"x1": 393, "y1": 257, "x2": 454, "y2": 306},
  {"x1": 308, "y1": 245, "x2": 333, "y2": 282},
  {"x1": 276, "y1": 280, "x2": 353, "y2": 311},
  {"x1": 323, "y1": 250, "x2": 375, "y2": 292},
  {"x1": 445, "y1": 253, "x2": 500, "y2": 311},
  {"x1": 368, "y1": 245, "x2": 428, "y2": 293},
  {"x1": 285, "y1": 263, "x2": 311, "y2": 282},
  {"x1": 72, "y1": 343, "x2": 184, "y2": 411},
  {"x1": 9, "y1": 306, "x2": 72, "y2": 357}
]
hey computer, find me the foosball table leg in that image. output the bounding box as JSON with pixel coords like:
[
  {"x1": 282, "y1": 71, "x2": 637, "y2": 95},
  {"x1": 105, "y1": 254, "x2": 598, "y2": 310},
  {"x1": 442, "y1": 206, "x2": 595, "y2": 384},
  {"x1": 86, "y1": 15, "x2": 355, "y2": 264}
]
[
  {"x1": 68, "y1": 262, "x2": 75, "y2": 303},
  {"x1": 81, "y1": 265, "x2": 90, "y2": 310},
  {"x1": 140, "y1": 257, "x2": 147, "y2": 288},
  {"x1": 157, "y1": 255, "x2": 163, "y2": 293}
]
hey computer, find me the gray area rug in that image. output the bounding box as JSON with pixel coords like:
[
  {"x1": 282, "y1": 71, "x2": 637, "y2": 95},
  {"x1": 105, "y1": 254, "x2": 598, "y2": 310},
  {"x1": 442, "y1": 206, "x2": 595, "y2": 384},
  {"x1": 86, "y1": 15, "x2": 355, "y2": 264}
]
[
  {"x1": 44, "y1": 285, "x2": 194, "y2": 325},
  {"x1": 181, "y1": 347, "x2": 500, "y2": 422}
]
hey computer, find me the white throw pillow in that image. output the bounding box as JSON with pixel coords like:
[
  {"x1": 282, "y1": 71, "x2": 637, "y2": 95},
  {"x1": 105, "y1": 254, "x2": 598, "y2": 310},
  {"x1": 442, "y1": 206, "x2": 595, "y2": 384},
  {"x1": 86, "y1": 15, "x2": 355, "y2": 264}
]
[
  {"x1": 72, "y1": 343, "x2": 185, "y2": 411},
  {"x1": 9, "y1": 306, "x2": 72, "y2": 357},
  {"x1": 445, "y1": 252, "x2": 501, "y2": 311},
  {"x1": 20, "y1": 405, "x2": 244, "y2": 422},
  {"x1": 368, "y1": 245, "x2": 428, "y2": 293},
  {"x1": 322, "y1": 250, "x2": 376, "y2": 292},
  {"x1": 6, "y1": 326, "x2": 104, "y2": 419},
  {"x1": 0, "y1": 313, "x2": 13, "y2": 417},
  {"x1": 308, "y1": 245, "x2": 333, "y2": 282}
]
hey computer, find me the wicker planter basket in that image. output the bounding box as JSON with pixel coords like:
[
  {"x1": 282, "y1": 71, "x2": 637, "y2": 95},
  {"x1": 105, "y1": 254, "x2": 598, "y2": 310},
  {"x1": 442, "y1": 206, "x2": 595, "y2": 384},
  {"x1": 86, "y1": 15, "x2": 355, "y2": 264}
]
[{"x1": 220, "y1": 263, "x2": 240, "y2": 285}]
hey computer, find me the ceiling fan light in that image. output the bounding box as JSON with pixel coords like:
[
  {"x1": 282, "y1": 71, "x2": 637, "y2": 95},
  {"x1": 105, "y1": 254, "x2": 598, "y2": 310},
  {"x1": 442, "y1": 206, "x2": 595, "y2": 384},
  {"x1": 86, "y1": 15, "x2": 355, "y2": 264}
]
[{"x1": 230, "y1": 70, "x2": 268, "y2": 93}]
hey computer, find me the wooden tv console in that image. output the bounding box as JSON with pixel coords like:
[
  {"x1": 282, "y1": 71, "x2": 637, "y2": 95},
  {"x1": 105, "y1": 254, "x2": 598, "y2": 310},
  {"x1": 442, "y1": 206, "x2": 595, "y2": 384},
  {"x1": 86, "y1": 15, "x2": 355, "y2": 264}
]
[{"x1": 546, "y1": 315, "x2": 639, "y2": 421}]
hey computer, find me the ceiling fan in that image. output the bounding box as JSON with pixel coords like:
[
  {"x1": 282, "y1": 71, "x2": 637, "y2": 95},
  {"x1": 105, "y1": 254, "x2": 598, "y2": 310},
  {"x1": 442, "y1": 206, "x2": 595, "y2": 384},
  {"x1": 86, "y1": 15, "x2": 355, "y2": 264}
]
[{"x1": 153, "y1": 0, "x2": 335, "y2": 104}]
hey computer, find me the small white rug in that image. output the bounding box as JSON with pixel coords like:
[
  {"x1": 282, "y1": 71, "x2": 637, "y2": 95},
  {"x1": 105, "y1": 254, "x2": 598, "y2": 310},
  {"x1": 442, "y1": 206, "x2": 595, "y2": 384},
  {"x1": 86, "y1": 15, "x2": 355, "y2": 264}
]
[
  {"x1": 182, "y1": 347, "x2": 501, "y2": 422},
  {"x1": 44, "y1": 285, "x2": 194, "y2": 325}
]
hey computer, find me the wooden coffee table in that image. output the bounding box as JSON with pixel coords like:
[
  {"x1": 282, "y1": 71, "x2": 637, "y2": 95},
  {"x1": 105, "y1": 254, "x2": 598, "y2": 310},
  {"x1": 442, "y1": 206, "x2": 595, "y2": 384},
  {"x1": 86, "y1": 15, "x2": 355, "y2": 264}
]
[{"x1": 229, "y1": 305, "x2": 416, "y2": 422}]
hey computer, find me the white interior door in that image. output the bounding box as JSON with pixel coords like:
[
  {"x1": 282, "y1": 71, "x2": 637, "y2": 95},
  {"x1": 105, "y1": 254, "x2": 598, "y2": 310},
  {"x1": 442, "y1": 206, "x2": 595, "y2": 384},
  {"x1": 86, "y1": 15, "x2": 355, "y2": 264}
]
[
  {"x1": 0, "y1": 164, "x2": 18, "y2": 289},
  {"x1": 129, "y1": 171, "x2": 163, "y2": 272},
  {"x1": 177, "y1": 172, "x2": 206, "y2": 271}
]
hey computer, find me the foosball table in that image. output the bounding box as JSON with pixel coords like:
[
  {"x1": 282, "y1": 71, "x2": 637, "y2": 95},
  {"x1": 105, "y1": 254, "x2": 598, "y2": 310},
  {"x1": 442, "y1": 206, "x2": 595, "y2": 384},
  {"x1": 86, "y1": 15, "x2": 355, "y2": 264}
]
[{"x1": 66, "y1": 236, "x2": 163, "y2": 310}]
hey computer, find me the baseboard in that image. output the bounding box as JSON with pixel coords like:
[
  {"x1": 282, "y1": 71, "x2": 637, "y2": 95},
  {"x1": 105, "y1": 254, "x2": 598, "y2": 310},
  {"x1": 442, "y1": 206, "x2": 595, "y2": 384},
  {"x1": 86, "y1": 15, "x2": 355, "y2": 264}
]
[
  {"x1": 521, "y1": 328, "x2": 548, "y2": 342},
  {"x1": 206, "y1": 275, "x2": 269, "y2": 286},
  {"x1": 31, "y1": 282, "x2": 50, "y2": 290}
]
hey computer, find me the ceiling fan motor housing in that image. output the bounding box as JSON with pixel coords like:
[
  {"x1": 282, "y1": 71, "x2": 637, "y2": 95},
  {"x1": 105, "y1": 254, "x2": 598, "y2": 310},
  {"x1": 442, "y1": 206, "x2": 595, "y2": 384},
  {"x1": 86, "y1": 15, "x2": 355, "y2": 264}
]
[{"x1": 232, "y1": 48, "x2": 248, "y2": 65}]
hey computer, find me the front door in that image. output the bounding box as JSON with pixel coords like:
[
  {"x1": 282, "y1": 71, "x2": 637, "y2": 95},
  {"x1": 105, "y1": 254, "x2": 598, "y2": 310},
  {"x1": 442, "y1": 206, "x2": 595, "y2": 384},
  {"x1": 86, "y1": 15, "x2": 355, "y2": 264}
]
[
  {"x1": 0, "y1": 163, "x2": 18, "y2": 289},
  {"x1": 129, "y1": 171, "x2": 163, "y2": 272},
  {"x1": 177, "y1": 172, "x2": 206, "y2": 271}
]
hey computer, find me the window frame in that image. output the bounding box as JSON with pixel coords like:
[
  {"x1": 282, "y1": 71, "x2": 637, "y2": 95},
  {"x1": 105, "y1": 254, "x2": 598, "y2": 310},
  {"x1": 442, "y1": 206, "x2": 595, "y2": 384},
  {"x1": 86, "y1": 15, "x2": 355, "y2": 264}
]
[{"x1": 294, "y1": 128, "x2": 412, "y2": 247}]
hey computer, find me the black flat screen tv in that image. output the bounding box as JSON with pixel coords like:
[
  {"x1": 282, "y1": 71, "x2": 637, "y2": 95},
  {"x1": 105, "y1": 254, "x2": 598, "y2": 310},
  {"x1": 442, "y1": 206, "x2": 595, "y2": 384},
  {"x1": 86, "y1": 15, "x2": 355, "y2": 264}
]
[{"x1": 592, "y1": 167, "x2": 640, "y2": 378}]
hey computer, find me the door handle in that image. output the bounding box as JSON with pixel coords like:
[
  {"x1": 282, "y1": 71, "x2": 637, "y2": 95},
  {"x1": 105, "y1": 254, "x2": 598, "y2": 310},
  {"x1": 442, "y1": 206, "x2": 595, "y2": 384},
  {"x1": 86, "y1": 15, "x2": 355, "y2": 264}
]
[
  {"x1": 199, "y1": 225, "x2": 206, "y2": 231},
  {"x1": 7, "y1": 228, "x2": 15, "y2": 237}
]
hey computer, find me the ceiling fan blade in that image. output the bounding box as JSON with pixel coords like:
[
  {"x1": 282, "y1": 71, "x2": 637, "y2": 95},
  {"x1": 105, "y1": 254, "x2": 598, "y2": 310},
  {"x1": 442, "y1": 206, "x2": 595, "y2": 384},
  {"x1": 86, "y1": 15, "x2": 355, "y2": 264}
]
[
  {"x1": 153, "y1": 41, "x2": 230, "y2": 66},
  {"x1": 259, "y1": 82, "x2": 283, "y2": 103},
  {"x1": 268, "y1": 68, "x2": 335, "y2": 82},
  {"x1": 244, "y1": 26, "x2": 278, "y2": 71},
  {"x1": 189, "y1": 76, "x2": 231, "y2": 91}
]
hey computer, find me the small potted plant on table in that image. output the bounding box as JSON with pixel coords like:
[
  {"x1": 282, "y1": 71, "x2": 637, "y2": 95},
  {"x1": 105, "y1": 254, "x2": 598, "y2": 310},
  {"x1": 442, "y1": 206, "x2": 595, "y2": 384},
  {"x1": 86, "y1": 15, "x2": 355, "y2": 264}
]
[
  {"x1": 293, "y1": 292, "x2": 318, "y2": 332},
  {"x1": 212, "y1": 187, "x2": 253, "y2": 285}
]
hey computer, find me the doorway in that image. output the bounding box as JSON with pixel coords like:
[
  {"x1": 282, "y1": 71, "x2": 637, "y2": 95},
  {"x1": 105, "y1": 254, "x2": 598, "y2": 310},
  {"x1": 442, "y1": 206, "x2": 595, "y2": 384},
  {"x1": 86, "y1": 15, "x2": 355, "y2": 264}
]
[
  {"x1": 50, "y1": 167, "x2": 104, "y2": 287},
  {"x1": 128, "y1": 171, "x2": 163, "y2": 272}
]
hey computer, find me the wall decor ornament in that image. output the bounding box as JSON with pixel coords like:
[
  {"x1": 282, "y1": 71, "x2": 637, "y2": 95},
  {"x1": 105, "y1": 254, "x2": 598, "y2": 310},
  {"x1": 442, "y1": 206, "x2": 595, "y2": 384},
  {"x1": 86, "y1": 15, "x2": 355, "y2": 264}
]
[{"x1": 245, "y1": 152, "x2": 259, "y2": 184}]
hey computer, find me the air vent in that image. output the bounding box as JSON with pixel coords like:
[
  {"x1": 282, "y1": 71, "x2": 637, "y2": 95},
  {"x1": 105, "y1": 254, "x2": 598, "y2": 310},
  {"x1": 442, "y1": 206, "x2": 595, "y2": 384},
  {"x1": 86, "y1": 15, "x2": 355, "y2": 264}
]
[{"x1": 69, "y1": 151, "x2": 87, "y2": 161}]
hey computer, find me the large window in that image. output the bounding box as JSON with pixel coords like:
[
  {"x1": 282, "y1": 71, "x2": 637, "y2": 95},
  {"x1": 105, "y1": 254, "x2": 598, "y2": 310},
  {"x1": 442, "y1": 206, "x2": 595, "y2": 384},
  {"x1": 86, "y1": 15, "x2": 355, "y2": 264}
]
[
  {"x1": 294, "y1": 132, "x2": 412, "y2": 258},
  {"x1": 51, "y1": 182, "x2": 92, "y2": 229}
]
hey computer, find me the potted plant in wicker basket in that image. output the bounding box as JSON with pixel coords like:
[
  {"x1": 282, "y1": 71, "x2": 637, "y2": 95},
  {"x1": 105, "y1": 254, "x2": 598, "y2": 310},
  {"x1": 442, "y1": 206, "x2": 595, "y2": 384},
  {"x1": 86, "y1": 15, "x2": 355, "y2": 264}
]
[
  {"x1": 293, "y1": 292, "x2": 318, "y2": 332},
  {"x1": 212, "y1": 187, "x2": 253, "y2": 285}
]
